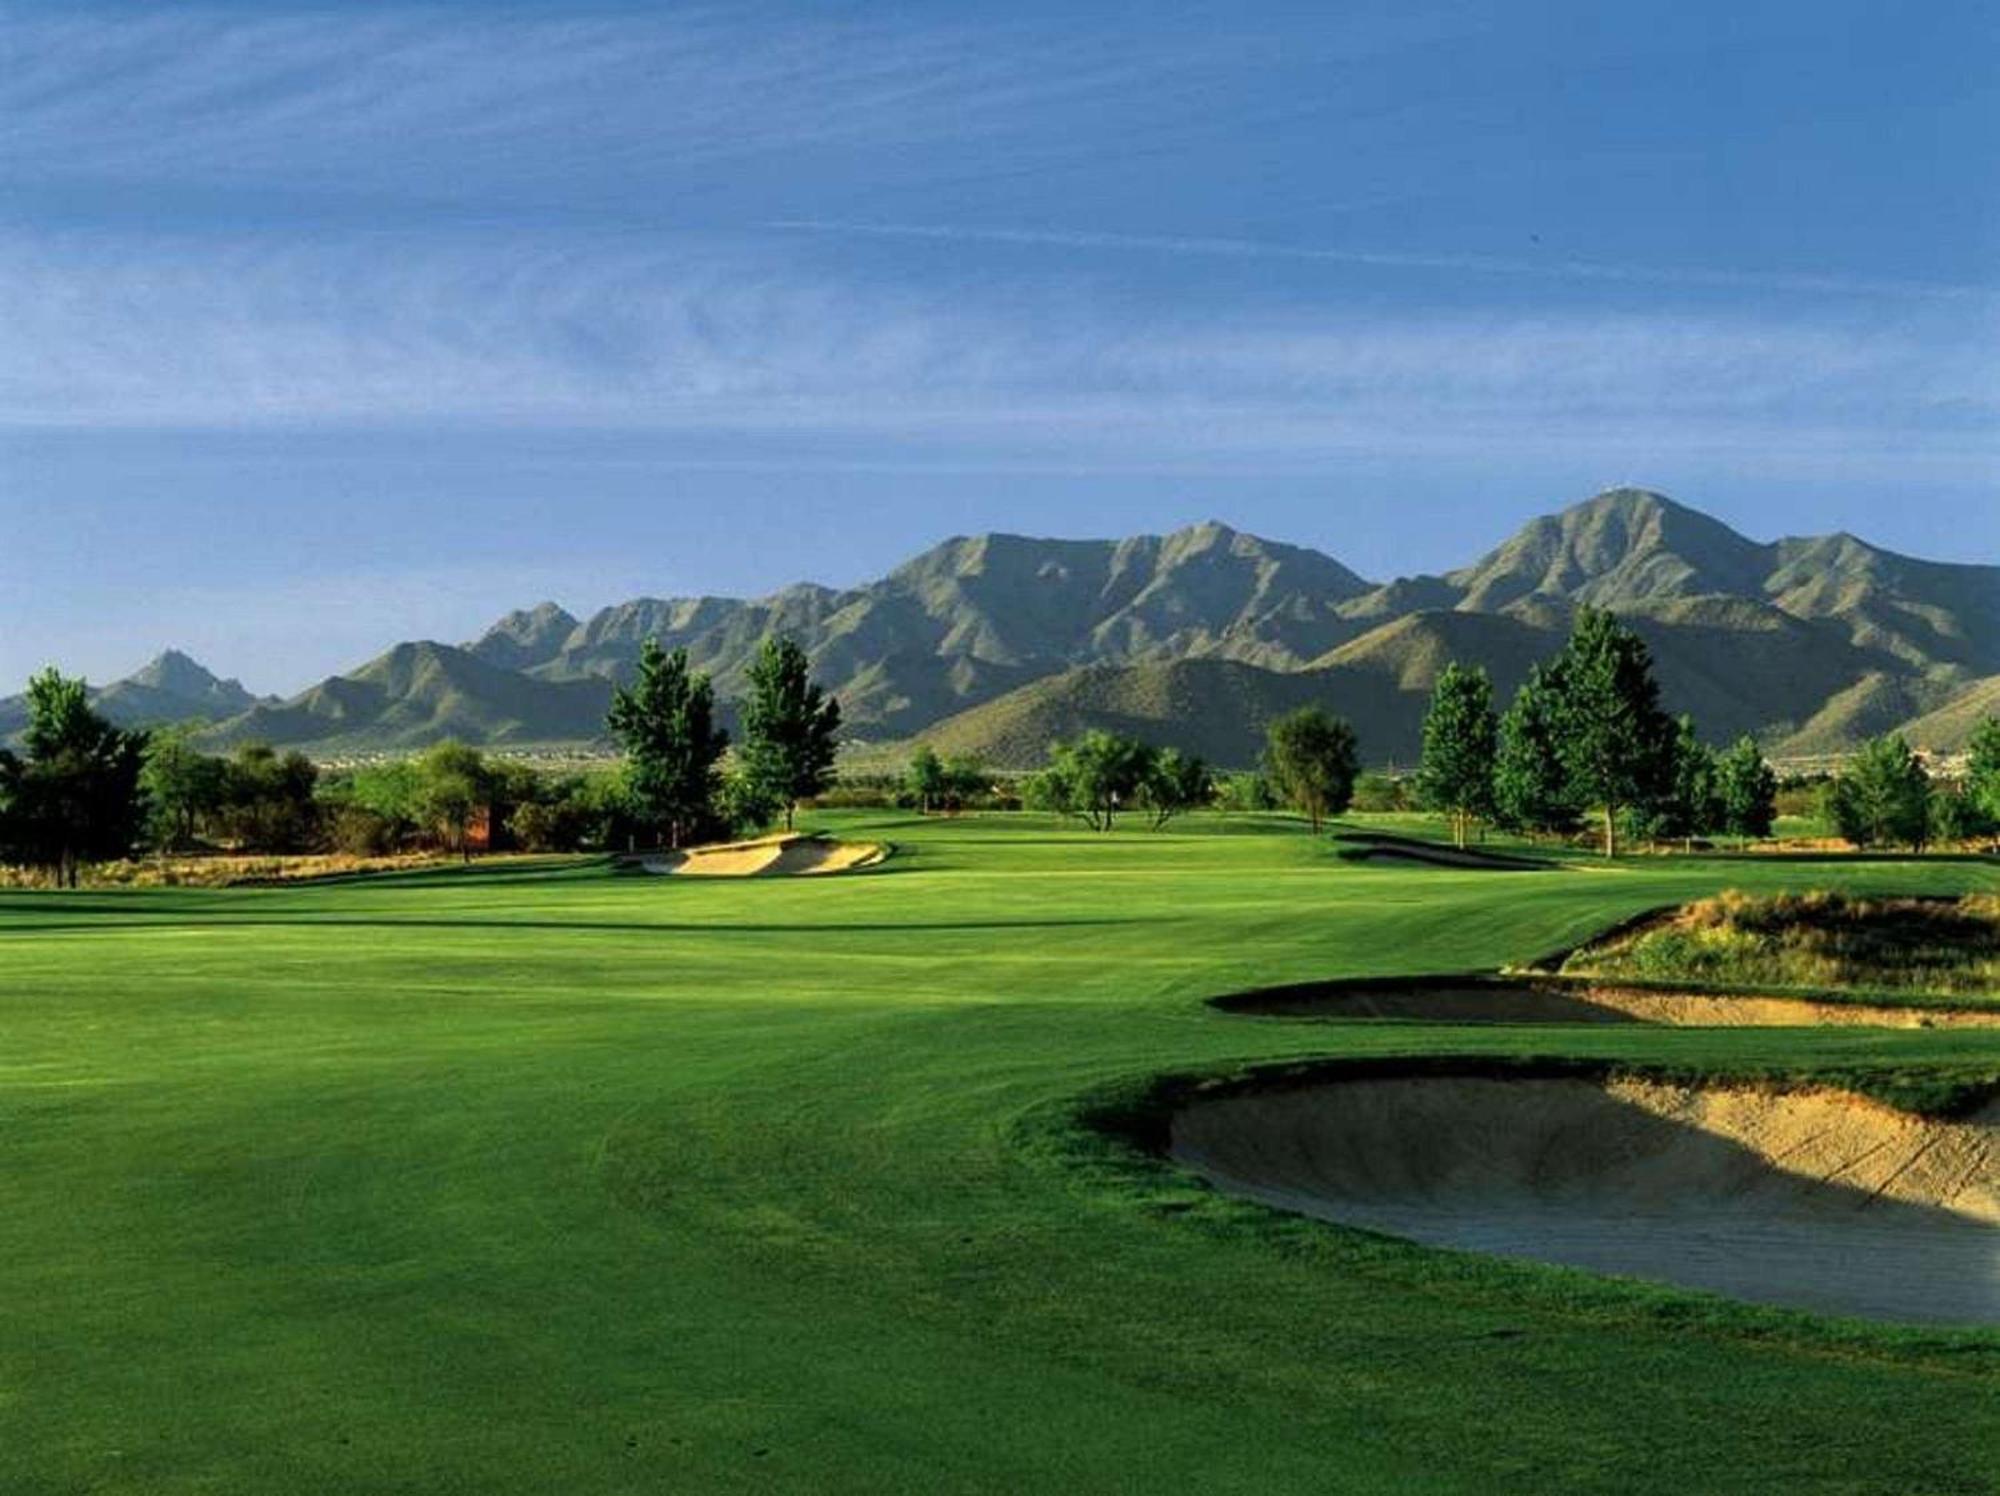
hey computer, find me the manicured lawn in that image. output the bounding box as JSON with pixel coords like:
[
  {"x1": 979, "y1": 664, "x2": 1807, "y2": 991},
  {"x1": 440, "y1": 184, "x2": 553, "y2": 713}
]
[{"x1": 2, "y1": 814, "x2": 1996, "y2": 1493}]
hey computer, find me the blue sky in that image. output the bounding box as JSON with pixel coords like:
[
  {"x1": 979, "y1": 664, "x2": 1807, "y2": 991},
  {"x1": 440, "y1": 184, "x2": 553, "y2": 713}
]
[{"x1": 2, "y1": 1, "x2": 1994, "y2": 692}]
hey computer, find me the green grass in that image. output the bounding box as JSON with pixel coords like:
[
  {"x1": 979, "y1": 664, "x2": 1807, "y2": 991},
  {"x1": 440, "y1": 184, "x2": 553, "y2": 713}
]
[{"x1": 3, "y1": 812, "x2": 1997, "y2": 1494}]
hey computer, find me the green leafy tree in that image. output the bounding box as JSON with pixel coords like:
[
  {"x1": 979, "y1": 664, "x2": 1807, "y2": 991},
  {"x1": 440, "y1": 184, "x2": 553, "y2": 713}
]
[
  {"x1": 1021, "y1": 762, "x2": 1076, "y2": 818},
  {"x1": 1966, "y1": 716, "x2": 2000, "y2": 836},
  {"x1": 906, "y1": 745, "x2": 948, "y2": 814},
  {"x1": 1036, "y1": 731, "x2": 1156, "y2": 831},
  {"x1": 1139, "y1": 747, "x2": 1213, "y2": 829},
  {"x1": 1714, "y1": 735, "x2": 1778, "y2": 843},
  {"x1": 1414, "y1": 663, "x2": 1497, "y2": 848},
  {"x1": 218, "y1": 744, "x2": 321, "y2": 852},
  {"x1": 939, "y1": 756, "x2": 993, "y2": 812},
  {"x1": 1349, "y1": 773, "x2": 1410, "y2": 814},
  {"x1": 1547, "y1": 607, "x2": 1675, "y2": 857},
  {"x1": 1647, "y1": 715, "x2": 1721, "y2": 851},
  {"x1": 1825, "y1": 735, "x2": 1932, "y2": 851},
  {"x1": 719, "y1": 766, "x2": 783, "y2": 838},
  {"x1": 607, "y1": 640, "x2": 729, "y2": 849},
  {"x1": 413, "y1": 740, "x2": 490, "y2": 861},
  {"x1": 140, "y1": 725, "x2": 226, "y2": 851},
  {"x1": 1214, "y1": 771, "x2": 1279, "y2": 813},
  {"x1": 0, "y1": 669, "x2": 150, "y2": 885},
  {"x1": 1263, "y1": 707, "x2": 1360, "y2": 833},
  {"x1": 1493, "y1": 665, "x2": 1579, "y2": 841},
  {"x1": 739, "y1": 636, "x2": 841, "y2": 831},
  {"x1": 1927, "y1": 786, "x2": 1977, "y2": 848}
]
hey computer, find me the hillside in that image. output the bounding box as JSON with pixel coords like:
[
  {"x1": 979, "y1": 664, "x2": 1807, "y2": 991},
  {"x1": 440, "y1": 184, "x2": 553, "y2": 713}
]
[
  {"x1": 199, "y1": 642, "x2": 616, "y2": 753},
  {"x1": 15, "y1": 489, "x2": 1996, "y2": 761},
  {"x1": 1897, "y1": 675, "x2": 2000, "y2": 753},
  {"x1": 919, "y1": 659, "x2": 1354, "y2": 769},
  {"x1": 0, "y1": 651, "x2": 266, "y2": 744}
]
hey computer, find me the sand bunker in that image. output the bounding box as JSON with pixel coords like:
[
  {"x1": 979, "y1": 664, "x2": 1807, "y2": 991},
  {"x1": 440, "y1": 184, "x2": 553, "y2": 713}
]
[
  {"x1": 1214, "y1": 976, "x2": 2000, "y2": 1028},
  {"x1": 636, "y1": 834, "x2": 886, "y2": 877},
  {"x1": 1335, "y1": 835, "x2": 1548, "y2": 871},
  {"x1": 1171, "y1": 1073, "x2": 2000, "y2": 1323}
]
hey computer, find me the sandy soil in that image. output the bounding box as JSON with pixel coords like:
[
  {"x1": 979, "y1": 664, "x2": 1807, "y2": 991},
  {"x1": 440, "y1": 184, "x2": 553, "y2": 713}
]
[
  {"x1": 637, "y1": 834, "x2": 885, "y2": 877},
  {"x1": 1221, "y1": 978, "x2": 2000, "y2": 1028},
  {"x1": 1171, "y1": 1075, "x2": 2000, "y2": 1323}
]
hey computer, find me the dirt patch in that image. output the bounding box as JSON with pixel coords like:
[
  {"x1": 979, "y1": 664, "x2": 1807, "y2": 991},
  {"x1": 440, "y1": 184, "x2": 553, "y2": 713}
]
[
  {"x1": 633, "y1": 834, "x2": 886, "y2": 877},
  {"x1": 1170, "y1": 1073, "x2": 2000, "y2": 1323},
  {"x1": 1214, "y1": 976, "x2": 2000, "y2": 1028}
]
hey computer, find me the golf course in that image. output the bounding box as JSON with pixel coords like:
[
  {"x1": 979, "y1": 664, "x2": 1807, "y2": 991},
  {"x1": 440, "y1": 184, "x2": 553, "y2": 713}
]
[{"x1": 5, "y1": 812, "x2": 1997, "y2": 1493}]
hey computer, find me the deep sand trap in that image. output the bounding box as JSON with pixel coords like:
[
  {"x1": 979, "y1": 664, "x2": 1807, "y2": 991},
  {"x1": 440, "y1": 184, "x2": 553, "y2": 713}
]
[
  {"x1": 1218, "y1": 978, "x2": 2000, "y2": 1028},
  {"x1": 637, "y1": 834, "x2": 886, "y2": 877},
  {"x1": 1171, "y1": 1075, "x2": 2000, "y2": 1323}
]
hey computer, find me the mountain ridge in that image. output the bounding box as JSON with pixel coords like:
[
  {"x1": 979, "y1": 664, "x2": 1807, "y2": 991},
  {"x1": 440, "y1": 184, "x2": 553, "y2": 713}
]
[{"x1": 10, "y1": 490, "x2": 1995, "y2": 762}]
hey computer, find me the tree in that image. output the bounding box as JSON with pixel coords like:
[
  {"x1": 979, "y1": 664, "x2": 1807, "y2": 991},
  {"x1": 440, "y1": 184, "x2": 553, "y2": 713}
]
[
  {"x1": 0, "y1": 669, "x2": 150, "y2": 885},
  {"x1": 1824, "y1": 735, "x2": 1931, "y2": 851},
  {"x1": 1139, "y1": 748, "x2": 1213, "y2": 829},
  {"x1": 413, "y1": 740, "x2": 490, "y2": 861},
  {"x1": 1214, "y1": 771, "x2": 1279, "y2": 813},
  {"x1": 1263, "y1": 708, "x2": 1359, "y2": 833},
  {"x1": 1714, "y1": 735, "x2": 1778, "y2": 844},
  {"x1": 217, "y1": 744, "x2": 321, "y2": 852},
  {"x1": 140, "y1": 725, "x2": 226, "y2": 851},
  {"x1": 1966, "y1": 717, "x2": 2000, "y2": 837},
  {"x1": 719, "y1": 766, "x2": 783, "y2": 838},
  {"x1": 938, "y1": 756, "x2": 992, "y2": 813},
  {"x1": 1547, "y1": 607, "x2": 1675, "y2": 857},
  {"x1": 1646, "y1": 716, "x2": 1721, "y2": 851},
  {"x1": 1928, "y1": 786, "x2": 1977, "y2": 849},
  {"x1": 1414, "y1": 663, "x2": 1497, "y2": 848},
  {"x1": 906, "y1": 746, "x2": 948, "y2": 814},
  {"x1": 1494, "y1": 666, "x2": 1578, "y2": 841},
  {"x1": 606, "y1": 640, "x2": 729, "y2": 849},
  {"x1": 1034, "y1": 731, "x2": 1156, "y2": 831},
  {"x1": 739, "y1": 636, "x2": 841, "y2": 831}
]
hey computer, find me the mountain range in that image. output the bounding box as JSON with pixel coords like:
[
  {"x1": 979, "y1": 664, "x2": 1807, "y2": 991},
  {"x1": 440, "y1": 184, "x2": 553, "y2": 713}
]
[{"x1": 8, "y1": 489, "x2": 1996, "y2": 767}]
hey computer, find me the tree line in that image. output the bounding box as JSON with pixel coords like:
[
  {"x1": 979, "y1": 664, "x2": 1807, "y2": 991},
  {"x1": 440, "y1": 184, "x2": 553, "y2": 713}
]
[
  {"x1": 1410, "y1": 606, "x2": 2000, "y2": 855},
  {"x1": 0, "y1": 635, "x2": 844, "y2": 881},
  {"x1": 1410, "y1": 606, "x2": 1779, "y2": 856},
  {"x1": 7, "y1": 612, "x2": 1999, "y2": 879}
]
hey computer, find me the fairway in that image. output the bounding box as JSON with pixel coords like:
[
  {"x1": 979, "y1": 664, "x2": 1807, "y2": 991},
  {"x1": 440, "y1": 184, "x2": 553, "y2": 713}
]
[{"x1": 5, "y1": 814, "x2": 1999, "y2": 1493}]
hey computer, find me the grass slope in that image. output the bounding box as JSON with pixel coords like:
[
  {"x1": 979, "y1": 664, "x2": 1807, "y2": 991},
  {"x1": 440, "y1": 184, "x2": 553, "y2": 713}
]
[
  {"x1": 1900, "y1": 672, "x2": 2000, "y2": 753},
  {"x1": 2, "y1": 817, "x2": 1997, "y2": 1492}
]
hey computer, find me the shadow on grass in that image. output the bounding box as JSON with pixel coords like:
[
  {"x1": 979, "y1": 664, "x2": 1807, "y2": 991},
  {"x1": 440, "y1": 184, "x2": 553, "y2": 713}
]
[{"x1": 0, "y1": 912, "x2": 1156, "y2": 937}]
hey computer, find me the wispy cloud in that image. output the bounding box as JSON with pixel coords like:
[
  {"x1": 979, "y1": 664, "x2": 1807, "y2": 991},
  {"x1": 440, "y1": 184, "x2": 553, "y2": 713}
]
[
  {"x1": 770, "y1": 220, "x2": 1996, "y2": 304},
  {"x1": 1, "y1": 227, "x2": 1991, "y2": 479},
  {"x1": 0, "y1": 9, "x2": 1231, "y2": 199}
]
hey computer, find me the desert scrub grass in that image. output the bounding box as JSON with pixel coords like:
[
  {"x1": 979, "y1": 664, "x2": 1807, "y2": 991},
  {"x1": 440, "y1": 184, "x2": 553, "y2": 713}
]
[
  {"x1": 1568, "y1": 889, "x2": 2000, "y2": 997},
  {"x1": 0, "y1": 850, "x2": 572, "y2": 888}
]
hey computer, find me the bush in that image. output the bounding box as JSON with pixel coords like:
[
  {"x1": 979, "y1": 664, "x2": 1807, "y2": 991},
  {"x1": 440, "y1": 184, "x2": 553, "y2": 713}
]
[
  {"x1": 325, "y1": 803, "x2": 403, "y2": 857},
  {"x1": 1348, "y1": 773, "x2": 1409, "y2": 813}
]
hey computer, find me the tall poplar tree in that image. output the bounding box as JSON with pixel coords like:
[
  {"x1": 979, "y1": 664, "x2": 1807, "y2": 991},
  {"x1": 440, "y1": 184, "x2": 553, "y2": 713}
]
[
  {"x1": 1548, "y1": 607, "x2": 1675, "y2": 857},
  {"x1": 739, "y1": 636, "x2": 841, "y2": 832},
  {"x1": 1715, "y1": 735, "x2": 1778, "y2": 843},
  {"x1": 606, "y1": 640, "x2": 728, "y2": 849},
  {"x1": 1415, "y1": 662, "x2": 1497, "y2": 848},
  {"x1": 1493, "y1": 664, "x2": 1577, "y2": 841}
]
